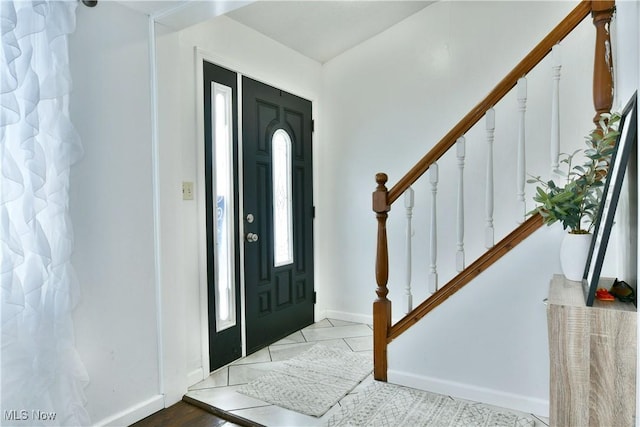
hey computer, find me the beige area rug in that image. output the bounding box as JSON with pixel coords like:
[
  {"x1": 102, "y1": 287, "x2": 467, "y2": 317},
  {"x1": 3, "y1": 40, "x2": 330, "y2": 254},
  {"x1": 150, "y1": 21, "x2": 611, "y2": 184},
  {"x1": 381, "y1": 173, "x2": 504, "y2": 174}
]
[
  {"x1": 237, "y1": 344, "x2": 372, "y2": 417},
  {"x1": 327, "y1": 381, "x2": 535, "y2": 427}
]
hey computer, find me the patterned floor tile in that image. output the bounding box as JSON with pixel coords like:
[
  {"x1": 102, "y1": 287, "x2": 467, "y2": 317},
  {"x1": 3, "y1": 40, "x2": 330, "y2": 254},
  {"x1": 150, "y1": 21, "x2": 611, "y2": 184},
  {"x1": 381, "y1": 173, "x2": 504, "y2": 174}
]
[
  {"x1": 189, "y1": 367, "x2": 228, "y2": 390},
  {"x1": 301, "y1": 324, "x2": 372, "y2": 342},
  {"x1": 268, "y1": 339, "x2": 350, "y2": 361},
  {"x1": 344, "y1": 335, "x2": 373, "y2": 352},
  {"x1": 185, "y1": 385, "x2": 270, "y2": 412},
  {"x1": 231, "y1": 348, "x2": 271, "y2": 365},
  {"x1": 228, "y1": 360, "x2": 287, "y2": 386},
  {"x1": 303, "y1": 318, "x2": 333, "y2": 329},
  {"x1": 271, "y1": 330, "x2": 306, "y2": 346},
  {"x1": 327, "y1": 319, "x2": 360, "y2": 327},
  {"x1": 187, "y1": 318, "x2": 544, "y2": 427}
]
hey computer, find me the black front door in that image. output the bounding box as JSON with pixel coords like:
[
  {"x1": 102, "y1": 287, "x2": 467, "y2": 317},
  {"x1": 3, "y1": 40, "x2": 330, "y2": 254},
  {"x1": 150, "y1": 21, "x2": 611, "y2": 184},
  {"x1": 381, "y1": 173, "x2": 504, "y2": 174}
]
[{"x1": 242, "y1": 77, "x2": 315, "y2": 354}]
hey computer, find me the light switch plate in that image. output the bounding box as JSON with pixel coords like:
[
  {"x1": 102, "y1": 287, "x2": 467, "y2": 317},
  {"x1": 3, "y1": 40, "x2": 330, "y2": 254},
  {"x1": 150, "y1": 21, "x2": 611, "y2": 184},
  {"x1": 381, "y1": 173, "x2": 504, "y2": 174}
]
[{"x1": 182, "y1": 182, "x2": 194, "y2": 200}]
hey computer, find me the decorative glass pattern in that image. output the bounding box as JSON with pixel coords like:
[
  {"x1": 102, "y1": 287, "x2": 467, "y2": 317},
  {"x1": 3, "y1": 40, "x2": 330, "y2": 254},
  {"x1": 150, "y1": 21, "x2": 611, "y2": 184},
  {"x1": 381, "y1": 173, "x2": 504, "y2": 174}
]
[
  {"x1": 213, "y1": 83, "x2": 236, "y2": 332},
  {"x1": 272, "y1": 129, "x2": 294, "y2": 267}
]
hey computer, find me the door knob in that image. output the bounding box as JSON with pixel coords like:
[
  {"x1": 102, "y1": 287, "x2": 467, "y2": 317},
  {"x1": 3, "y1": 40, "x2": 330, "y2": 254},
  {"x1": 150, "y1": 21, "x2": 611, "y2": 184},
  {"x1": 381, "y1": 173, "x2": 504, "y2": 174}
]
[{"x1": 246, "y1": 232, "x2": 259, "y2": 243}]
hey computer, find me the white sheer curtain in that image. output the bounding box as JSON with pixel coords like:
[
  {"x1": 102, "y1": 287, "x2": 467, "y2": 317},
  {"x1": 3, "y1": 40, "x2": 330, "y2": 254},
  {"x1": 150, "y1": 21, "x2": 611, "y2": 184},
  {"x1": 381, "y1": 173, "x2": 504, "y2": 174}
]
[{"x1": 1, "y1": 1, "x2": 89, "y2": 425}]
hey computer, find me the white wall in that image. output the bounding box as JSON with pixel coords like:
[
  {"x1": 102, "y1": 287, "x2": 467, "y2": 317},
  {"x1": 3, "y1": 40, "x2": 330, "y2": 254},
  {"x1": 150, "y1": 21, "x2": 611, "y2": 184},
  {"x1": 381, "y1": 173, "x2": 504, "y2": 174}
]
[
  {"x1": 320, "y1": 0, "x2": 594, "y2": 316},
  {"x1": 69, "y1": 3, "x2": 161, "y2": 425},
  {"x1": 67, "y1": 2, "x2": 325, "y2": 423},
  {"x1": 65, "y1": 0, "x2": 638, "y2": 423},
  {"x1": 69, "y1": 4, "x2": 324, "y2": 424},
  {"x1": 319, "y1": 0, "x2": 597, "y2": 415}
]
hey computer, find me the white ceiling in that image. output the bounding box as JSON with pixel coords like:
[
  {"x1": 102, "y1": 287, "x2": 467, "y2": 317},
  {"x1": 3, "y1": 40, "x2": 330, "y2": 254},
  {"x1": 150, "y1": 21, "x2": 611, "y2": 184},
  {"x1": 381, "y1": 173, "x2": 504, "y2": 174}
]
[
  {"x1": 116, "y1": 1, "x2": 187, "y2": 17},
  {"x1": 116, "y1": 1, "x2": 434, "y2": 64},
  {"x1": 226, "y1": 1, "x2": 434, "y2": 63}
]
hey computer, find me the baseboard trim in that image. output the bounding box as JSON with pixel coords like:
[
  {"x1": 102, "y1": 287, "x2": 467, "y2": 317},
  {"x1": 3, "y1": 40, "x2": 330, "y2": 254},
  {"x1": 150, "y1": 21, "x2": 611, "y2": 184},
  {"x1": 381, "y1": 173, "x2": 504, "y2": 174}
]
[
  {"x1": 93, "y1": 394, "x2": 164, "y2": 426},
  {"x1": 324, "y1": 310, "x2": 371, "y2": 325},
  {"x1": 323, "y1": 310, "x2": 402, "y2": 326},
  {"x1": 388, "y1": 369, "x2": 549, "y2": 418},
  {"x1": 187, "y1": 367, "x2": 205, "y2": 388},
  {"x1": 314, "y1": 307, "x2": 328, "y2": 322}
]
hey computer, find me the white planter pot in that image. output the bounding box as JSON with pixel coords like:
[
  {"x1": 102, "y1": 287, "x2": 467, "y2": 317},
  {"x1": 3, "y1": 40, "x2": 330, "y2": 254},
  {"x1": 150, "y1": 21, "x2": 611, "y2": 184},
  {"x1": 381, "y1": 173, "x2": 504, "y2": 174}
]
[{"x1": 560, "y1": 232, "x2": 592, "y2": 281}]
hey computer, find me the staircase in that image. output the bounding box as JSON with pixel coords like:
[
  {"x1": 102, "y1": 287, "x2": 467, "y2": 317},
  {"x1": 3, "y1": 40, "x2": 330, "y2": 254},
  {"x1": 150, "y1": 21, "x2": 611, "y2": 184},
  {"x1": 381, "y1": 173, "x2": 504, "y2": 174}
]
[{"x1": 372, "y1": 0, "x2": 616, "y2": 382}]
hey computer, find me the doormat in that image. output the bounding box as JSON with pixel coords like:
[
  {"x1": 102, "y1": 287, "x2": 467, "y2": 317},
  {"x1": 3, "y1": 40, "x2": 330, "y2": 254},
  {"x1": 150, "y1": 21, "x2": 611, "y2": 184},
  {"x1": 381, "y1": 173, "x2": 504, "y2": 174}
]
[
  {"x1": 327, "y1": 381, "x2": 535, "y2": 427},
  {"x1": 237, "y1": 344, "x2": 371, "y2": 417}
]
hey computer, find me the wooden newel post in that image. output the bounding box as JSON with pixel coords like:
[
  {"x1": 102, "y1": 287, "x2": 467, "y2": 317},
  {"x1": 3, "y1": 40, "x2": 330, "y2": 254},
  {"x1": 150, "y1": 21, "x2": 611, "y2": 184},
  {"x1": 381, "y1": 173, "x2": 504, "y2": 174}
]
[
  {"x1": 373, "y1": 173, "x2": 391, "y2": 381},
  {"x1": 591, "y1": 0, "x2": 615, "y2": 125}
]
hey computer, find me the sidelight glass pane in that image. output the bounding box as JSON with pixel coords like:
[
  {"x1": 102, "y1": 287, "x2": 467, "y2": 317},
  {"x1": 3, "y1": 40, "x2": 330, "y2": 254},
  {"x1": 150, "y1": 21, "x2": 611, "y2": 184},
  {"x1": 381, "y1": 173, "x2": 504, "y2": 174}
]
[
  {"x1": 212, "y1": 82, "x2": 236, "y2": 332},
  {"x1": 272, "y1": 129, "x2": 294, "y2": 267}
]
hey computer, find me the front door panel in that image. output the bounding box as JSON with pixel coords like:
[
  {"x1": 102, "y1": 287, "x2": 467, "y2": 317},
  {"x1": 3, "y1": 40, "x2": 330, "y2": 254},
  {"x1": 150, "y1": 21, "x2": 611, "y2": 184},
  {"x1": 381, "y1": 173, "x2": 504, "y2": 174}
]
[{"x1": 242, "y1": 77, "x2": 314, "y2": 354}]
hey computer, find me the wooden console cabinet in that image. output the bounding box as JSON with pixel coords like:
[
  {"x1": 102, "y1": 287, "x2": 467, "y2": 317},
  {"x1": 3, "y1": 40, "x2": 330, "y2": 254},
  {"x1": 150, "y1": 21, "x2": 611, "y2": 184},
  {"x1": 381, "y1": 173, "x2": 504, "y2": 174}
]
[{"x1": 547, "y1": 274, "x2": 636, "y2": 426}]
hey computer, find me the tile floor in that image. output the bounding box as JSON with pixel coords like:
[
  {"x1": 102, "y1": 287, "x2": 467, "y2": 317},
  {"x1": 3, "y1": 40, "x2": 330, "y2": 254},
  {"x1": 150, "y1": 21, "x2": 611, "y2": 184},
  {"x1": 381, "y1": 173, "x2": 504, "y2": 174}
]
[{"x1": 186, "y1": 318, "x2": 550, "y2": 427}]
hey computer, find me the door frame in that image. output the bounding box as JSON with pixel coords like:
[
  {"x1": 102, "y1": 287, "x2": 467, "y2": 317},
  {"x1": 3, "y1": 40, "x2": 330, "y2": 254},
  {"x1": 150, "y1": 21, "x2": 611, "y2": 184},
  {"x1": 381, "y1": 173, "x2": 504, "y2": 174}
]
[{"x1": 195, "y1": 48, "x2": 317, "y2": 379}]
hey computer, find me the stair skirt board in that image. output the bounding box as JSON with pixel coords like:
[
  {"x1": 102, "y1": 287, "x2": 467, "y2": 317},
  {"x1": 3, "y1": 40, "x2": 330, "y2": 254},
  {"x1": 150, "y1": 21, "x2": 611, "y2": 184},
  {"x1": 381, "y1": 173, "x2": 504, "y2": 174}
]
[{"x1": 387, "y1": 369, "x2": 549, "y2": 419}]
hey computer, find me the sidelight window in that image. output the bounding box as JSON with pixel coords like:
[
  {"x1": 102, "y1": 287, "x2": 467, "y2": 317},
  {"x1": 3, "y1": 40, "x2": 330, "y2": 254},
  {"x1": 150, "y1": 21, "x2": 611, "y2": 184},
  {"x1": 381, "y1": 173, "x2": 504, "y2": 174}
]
[{"x1": 212, "y1": 82, "x2": 236, "y2": 332}]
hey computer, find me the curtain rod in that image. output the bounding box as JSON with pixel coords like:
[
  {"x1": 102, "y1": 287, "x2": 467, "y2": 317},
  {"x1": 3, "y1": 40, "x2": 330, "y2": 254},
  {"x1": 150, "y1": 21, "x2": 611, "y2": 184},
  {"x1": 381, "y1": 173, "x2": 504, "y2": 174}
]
[{"x1": 82, "y1": 0, "x2": 98, "y2": 7}]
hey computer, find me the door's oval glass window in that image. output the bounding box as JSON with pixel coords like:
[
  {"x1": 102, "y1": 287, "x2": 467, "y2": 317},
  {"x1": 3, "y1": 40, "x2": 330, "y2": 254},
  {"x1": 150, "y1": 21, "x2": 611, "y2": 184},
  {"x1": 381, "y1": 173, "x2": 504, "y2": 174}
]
[{"x1": 272, "y1": 129, "x2": 294, "y2": 267}]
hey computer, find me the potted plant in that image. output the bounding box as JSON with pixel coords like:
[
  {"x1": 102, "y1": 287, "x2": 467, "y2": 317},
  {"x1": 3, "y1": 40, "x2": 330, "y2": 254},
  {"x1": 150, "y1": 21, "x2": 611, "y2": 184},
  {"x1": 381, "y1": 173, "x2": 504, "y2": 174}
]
[{"x1": 527, "y1": 113, "x2": 620, "y2": 280}]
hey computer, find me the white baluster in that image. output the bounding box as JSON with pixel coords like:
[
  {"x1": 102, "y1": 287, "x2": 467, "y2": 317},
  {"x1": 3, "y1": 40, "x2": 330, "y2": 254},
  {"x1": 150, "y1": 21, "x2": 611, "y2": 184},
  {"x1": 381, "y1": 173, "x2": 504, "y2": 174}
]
[
  {"x1": 516, "y1": 77, "x2": 527, "y2": 223},
  {"x1": 429, "y1": 163, "x2": 438, "y2": 293},
  {"x1": 551, "y1": 44, "x2": 561, "y2": 174},
  {"x1": 404, "y1": 187, "x2": 414, "y2": 314},
  {"x1": 456, "y1": 137, "x2": 465, "y2": 272},
  {"x1": 485, "y1": 108, "x2": 495, "y2": 248}
]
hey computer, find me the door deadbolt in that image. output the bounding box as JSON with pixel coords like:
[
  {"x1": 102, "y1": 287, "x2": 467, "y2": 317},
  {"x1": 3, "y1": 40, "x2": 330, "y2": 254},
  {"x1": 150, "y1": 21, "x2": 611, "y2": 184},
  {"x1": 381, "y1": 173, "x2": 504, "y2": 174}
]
[{"x1": 246, "y1": 213, "x2": 255, "y2": 223}]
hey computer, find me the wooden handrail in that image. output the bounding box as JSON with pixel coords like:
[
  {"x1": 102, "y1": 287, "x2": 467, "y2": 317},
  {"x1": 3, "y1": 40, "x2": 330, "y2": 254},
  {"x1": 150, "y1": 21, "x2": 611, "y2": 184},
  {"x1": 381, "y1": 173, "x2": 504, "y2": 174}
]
[
  {"x1": 388, "y1": 214, "x2": 543, "y2": 342},
  {"x1": 387, "y1": 0, "x2": 591, "y2": 205}
]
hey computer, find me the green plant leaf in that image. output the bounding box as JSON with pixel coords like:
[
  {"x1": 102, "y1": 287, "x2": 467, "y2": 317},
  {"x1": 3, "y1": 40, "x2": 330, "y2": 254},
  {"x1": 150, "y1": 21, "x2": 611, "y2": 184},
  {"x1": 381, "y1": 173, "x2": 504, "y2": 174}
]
[{"x1": 529, "y1": 109, "x2": 621, "y2": 233}]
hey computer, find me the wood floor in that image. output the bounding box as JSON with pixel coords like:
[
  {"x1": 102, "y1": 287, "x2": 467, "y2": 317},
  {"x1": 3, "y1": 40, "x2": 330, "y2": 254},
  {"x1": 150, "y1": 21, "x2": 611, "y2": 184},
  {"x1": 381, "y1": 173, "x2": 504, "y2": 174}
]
[{"x1": 130, "y1": 401, "x2": 239, "y2": 427}]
